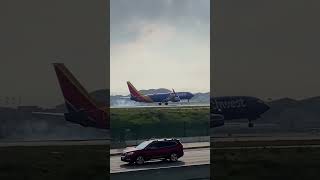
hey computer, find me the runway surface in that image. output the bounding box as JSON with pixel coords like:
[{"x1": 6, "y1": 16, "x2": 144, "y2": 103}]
[
  {"x1": 111, "y1": 104, "x2": 209, "y2": 109},
  {"x1": 110, "y1": 147, "x2": 210, "y2": 173},
  {"x1": 211, "y1": 132, "x2": 320, "y2": 142},
  {"x1": 213, "y1": 144, "x2": 320, "y2": 150},
  {"x1": 211, "y1": 132, "x2": 320, "y2": 151}
]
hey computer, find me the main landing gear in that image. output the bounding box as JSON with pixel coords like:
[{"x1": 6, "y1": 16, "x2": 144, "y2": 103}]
[
  {"x1": 248, "y1": 119, "x2": 254, "y2": 127},
  {"x1": 158, "y1": 102, "x2": 169, "y2": 105}
]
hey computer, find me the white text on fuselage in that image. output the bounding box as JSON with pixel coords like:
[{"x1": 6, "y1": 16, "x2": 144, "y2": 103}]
[{"x1": 214, "y1": 99, "x2": 247, "y2": 109}]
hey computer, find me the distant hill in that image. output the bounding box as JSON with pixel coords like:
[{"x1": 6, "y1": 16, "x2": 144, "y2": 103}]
[
  {"x1": 139, "y1": 88, "x2": 171, "y2": 94},
  {"x1": 191, "y1": 92, "x2": 210, "y2": 103},
  {"x1": 255, "y1": 97, "x2": 320, "y2": 130}
]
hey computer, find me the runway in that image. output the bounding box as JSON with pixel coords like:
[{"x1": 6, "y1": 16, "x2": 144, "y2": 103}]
[
  {"x1": 110, "y1": 147, "x2": 210, "y2": 173},
  {"x1": 111, "y1": 104, "x2": 209, "y2": 109},
  {"x1": 211, "y1": 132, "x2": 320, "y2": 150},
  {"x1": 211, "y1": 132, "x2": 320, "y2": 142},
  {"x1": 213, "y1": 144, "x2": 320, "y2": 150}
]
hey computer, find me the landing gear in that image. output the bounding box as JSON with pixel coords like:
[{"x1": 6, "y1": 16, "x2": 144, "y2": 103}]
[
  {"x1": 248, "y1": 119, "x2": 254, "y2": 127},
  {"x1": 165, "y1": 102, "x2": 168, "y2": 105},
  {"x1": 158, "y1": 102, "x2": 162, "y2": 105},
  {"x1": 248, "y1": 122, "x2": 254, "y2": 127}
]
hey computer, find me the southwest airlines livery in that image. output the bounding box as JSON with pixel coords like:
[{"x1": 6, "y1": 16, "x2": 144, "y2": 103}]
[
  {"x1": 127, "y1": 81, "x2": 194, "y2": 105},
  {"x1": 33, "y1": 63, "x2": 109, "y2": 129}
]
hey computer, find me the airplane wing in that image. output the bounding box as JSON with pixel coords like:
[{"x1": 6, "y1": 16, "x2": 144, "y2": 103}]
[
  {"x1": 211, "y1": 113, "x2": 224, "y2": 120},
  {"x1": 223, "y1": 123, "x2": 243, "y2": 126},
  {"x1": 163, "y1": 89, "x2": 180, "y2": 102}
]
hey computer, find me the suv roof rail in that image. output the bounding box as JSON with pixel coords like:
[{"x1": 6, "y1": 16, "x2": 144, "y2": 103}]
[
  {"x1": 147, "y1": 138, "x2": 180, "y2": 142},
  {"x1": 163, "y1": 138, "x2": 180, "y2": 141}
]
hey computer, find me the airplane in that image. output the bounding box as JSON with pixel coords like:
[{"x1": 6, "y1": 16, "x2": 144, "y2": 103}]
[
  {"x1": 127, "y1": 81, "x2": 194, "y2": 105},
  {"x1": 33, "y1": 63, "x2": 109, "y2": 129},
  {"x1": 210, "y1": 96, "x2": 270, "y2": 128}
]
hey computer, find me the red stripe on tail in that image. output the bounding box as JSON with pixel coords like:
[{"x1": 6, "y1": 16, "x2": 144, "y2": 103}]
[{"x1": 53, "y1": 63, "x2": 108, "y2": 129}]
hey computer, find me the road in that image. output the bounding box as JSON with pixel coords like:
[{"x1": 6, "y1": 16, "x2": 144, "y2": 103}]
[
  {"x1": 110, "y1": 147, "x2": 210, "y2": 173},
  {"x1": 0, "y1": 139, "x2": 110, "y2": 147}
]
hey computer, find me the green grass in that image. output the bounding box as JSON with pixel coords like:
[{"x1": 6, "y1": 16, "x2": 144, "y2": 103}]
[
  {"x1": 111, "y1": 107, "x2": 210, "y2": 141},
  {"x1": 0, "y1": 145, "x2": 108, "y2": 180},
  {"x1": 212, "y1": 147, "x2": 320, "y2": 180}
]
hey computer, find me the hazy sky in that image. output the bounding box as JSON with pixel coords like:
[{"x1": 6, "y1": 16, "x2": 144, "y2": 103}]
[
  {"x1": 3, "y1": 0, "x2": 320, "y2": 108},
  {"x1": 0, "y1": 1, "x2": 108, "y2": 108},
  {"x1": 110, "y1": 0, "x2": 210, "y2": 95},
  {"x1": 213, "y1": 0, "x2": 320, "y2": 100}
]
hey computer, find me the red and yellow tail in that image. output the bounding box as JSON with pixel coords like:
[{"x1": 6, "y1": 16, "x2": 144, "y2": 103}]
[
  {"x1": 126, "y1": 81, "x2": 153, "y2": 102},
  {"x1": 53, "y1": 63, "x2": 108, "y2": 129},
  {"x1": 127, "y1": 81, "x2": 143, "y2": 98}
]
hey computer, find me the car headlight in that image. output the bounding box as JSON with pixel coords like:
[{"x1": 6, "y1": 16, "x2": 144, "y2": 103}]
[{"x1": 126, "y1": 152, "x2": 134, "y2": 156}]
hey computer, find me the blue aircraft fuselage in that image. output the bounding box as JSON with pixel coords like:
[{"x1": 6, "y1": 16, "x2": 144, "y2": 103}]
[{"x1": 130, "y1": 92, "x2": 194, "y2": 103}]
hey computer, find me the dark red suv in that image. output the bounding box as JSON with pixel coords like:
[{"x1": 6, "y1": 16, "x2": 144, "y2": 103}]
[{"x1": 121, "y1": 138, "x2": 184, "y2": 165}]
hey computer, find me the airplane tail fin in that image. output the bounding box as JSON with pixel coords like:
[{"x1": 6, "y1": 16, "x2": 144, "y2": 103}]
[
  {"x1": 53, "y1": 63, "x2": 108, "y2": 129},
  {"x1": 127, "y1": 81, "x2": 143, "y2": 97},
  {"x1": 126, "y1": 81, "x2": 153, "y2": 103}
]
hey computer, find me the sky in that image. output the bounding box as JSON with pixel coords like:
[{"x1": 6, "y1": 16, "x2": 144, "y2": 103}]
[
  {"x1": 212, "y1": 0, "x2": 320, "y2": 101},
  {"x1": 110, "y1": 0, "x2": 210, "y2": 95},
  {"x1": 0, "y1": 0, "x2": 108, "y2": 108},
  {"x1": 2, "y1": 0, "x2": 320, "y2": 107}
]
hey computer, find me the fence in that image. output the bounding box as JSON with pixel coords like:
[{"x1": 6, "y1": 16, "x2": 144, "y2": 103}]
[{"x1": 111, "y1": 121, "x2": 210, "y2": 142}]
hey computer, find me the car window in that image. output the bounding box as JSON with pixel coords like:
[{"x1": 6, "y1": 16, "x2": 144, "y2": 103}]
[
  {"x1": 136, "y1": 140, "x2": 152, "y2": 150},
  {"x1": 157, "y1": 141, "x2": 176, "y2": 148},
  {"x1": 166, "y1": 141, "x2": 177, "y2": 147},
  {"x1": 146, "y1": 141, "x2": 160, "y2": 149},
  {"x1": 143, "y1": 140, "x2": 178, "y2": 149},
  {"x1": 157, "y1": 141, "x2": 167, "y2": 148}
]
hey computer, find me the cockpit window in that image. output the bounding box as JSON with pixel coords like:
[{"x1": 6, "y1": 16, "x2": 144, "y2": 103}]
[{"x1": 257, "y1": 99, "x2": 264, "y2": 104}]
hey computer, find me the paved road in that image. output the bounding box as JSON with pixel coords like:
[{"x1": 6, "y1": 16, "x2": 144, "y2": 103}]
[
  {"x1": 0, "y1": 139, "x2": 110, "y2": 147},
  {"x1": 110, "y1": 147, "x2": 210, "y2": 173}
]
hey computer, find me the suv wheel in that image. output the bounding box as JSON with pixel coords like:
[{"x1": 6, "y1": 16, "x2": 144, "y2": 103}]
[
  {"x1": 170, "y1": 153, "x2": 178, "y2": 162},
  {"x1": 135, "y1": 156, "x2": 145, "y2": 165}
]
